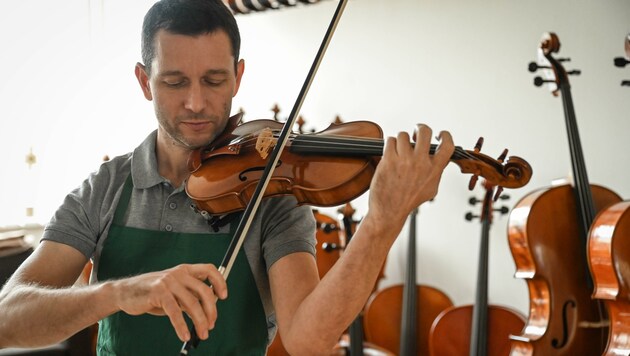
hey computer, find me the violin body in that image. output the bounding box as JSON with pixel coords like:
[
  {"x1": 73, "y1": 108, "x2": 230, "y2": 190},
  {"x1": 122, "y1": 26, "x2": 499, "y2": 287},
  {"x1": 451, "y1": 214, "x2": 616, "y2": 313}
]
[
  {"x1": 429, "y1": 305, "x2": 525, "y2": 356},
  {"x1": 588, "y1": 201, "x2": 630, "y2": 356},
  {"x1": 186, "y1": 119, "x2": 382, "y2": 215},
  {"x1": 507, "y1": 183, "x2": 621, "y2": 355},
  {"x1": 364, "y1": 285, "x2": 453, "y2": 355}
]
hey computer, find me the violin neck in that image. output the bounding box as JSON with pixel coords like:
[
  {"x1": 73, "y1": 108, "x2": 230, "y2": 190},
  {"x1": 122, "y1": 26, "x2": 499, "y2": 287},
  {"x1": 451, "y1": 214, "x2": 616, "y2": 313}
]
[
  {"x1": 290, "y1": 134, "x2": 468, "y2": 160},
  {"x1": 400, "y1": 208, "x2": 418, "y2": 356}
]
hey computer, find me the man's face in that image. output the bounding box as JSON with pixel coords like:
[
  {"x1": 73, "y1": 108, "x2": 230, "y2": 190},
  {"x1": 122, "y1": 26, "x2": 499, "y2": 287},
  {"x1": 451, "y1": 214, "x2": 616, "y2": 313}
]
[{"x1": 136, "y1": 29, "x2": 244, "y2": 149}]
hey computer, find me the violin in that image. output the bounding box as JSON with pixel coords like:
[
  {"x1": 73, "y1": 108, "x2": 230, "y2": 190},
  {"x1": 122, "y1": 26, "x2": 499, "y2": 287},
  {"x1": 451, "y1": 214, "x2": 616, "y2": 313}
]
[
  {"x1": 429, "y1": 181, "x2": 525, "y2": 356},
  {"x1": 185, "y1": 114, "x2": 533, "y2": 217},
  {"x1": 363, "y1": 205, "x2": 454, "y2": 355},
  {"x1": 508, "y1": 32, "x2": 622, "y2": 355}
]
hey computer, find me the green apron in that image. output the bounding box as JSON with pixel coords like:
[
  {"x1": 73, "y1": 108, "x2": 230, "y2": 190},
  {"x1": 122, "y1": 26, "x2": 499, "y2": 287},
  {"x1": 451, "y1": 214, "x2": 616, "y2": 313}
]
[{"x1": 96, "y1": 176, "x2": 268, "y2": 355}]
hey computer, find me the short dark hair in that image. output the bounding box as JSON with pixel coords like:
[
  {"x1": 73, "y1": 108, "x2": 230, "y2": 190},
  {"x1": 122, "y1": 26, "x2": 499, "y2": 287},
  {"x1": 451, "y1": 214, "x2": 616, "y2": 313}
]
[{"x1": 141, "y1": 0, "x2": 241, "y2": 74}]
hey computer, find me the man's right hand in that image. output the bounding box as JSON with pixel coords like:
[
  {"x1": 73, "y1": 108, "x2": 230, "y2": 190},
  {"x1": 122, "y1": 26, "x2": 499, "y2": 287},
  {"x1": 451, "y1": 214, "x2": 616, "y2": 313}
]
[{"x1": 112, "y1": 263, "x2": 228, "y2": 342}]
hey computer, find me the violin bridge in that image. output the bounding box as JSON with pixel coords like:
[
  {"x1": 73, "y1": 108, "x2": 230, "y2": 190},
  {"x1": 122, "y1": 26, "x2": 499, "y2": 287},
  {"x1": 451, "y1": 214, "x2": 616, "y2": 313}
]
[{"x1": 256, "y1": 127, "x2": 276, "y2": 160}]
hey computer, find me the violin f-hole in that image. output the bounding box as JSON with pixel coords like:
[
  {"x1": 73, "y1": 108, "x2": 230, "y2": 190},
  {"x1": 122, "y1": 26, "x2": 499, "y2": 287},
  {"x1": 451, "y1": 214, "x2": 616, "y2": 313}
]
[{"x1": 239, "y1": 160, "x2": 283, "y2": 181}]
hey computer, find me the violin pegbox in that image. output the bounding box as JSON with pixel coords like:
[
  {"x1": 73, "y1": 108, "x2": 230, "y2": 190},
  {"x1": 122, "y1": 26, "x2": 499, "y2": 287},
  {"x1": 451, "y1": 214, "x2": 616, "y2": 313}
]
[{"x1": 459, "y1": 137, "x2": 532, "y2": 192}]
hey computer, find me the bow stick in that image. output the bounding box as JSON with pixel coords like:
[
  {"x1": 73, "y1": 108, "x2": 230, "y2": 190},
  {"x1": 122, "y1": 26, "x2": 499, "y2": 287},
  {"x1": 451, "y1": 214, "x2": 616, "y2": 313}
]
[{"x1": 180, "y1": 0, "x2": 348, "y2": 353}]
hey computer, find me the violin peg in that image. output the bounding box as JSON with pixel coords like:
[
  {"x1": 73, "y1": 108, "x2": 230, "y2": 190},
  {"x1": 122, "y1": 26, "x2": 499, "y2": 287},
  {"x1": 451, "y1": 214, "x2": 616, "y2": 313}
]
[
  {"x1": 567, "y1": 69, "x2": 581, "y2": 76},
  {"x1": 271, "y1": 103, "x2": 281, "y2": 121},
  {"x1": 469, "y1": 197, "x2": 481, "y2": 206},
  {"x1": 465, "y1": 212, "x2": 477, "y2": 221},
  {"x1": 474, "y1": 137, "x2": 484, "y2": 153},
  {"x1": 468, "y1": 175, "x2": 479, "y2": 190},
  {"x1": 296, "y1": 115, "x2": 306, "y2": 133},
  {"x1": 622, "y1": 80, "x2": 630, "y2": 87},
  {"x1": 557, "y1": 57, "x2": 571, "y2": 62},
  {"x1": 497, "y1": 149, "x2": 508, "y2": 163},
  {"x1": 493, "y1": 186, "x2": 504, "y2": 202}
]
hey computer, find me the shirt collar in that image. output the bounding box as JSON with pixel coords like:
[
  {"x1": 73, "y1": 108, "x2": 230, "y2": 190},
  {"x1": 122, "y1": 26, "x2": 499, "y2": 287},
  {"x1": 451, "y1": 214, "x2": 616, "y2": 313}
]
[{"x1": 131, "y1": 130, "x2": 166, "y2": 189}]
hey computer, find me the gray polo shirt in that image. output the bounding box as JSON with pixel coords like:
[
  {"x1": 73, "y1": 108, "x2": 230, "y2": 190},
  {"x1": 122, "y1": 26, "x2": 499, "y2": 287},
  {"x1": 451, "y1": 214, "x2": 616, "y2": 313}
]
[{"x1": 42, "y1": 130, "x2": 317, "y2": 341}]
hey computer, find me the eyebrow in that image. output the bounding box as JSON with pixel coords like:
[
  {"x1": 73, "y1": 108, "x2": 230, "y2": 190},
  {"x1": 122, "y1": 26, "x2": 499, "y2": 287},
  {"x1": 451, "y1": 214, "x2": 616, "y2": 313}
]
[{"x1": 158, "y1": 69, "x2": 230, "y2": 77}]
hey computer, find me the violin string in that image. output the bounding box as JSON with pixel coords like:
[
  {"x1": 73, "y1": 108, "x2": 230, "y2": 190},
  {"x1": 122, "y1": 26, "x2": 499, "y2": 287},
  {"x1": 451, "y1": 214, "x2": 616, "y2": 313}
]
[{"x1": 232, "y1": 131, "x2": 478, "y2": 161}]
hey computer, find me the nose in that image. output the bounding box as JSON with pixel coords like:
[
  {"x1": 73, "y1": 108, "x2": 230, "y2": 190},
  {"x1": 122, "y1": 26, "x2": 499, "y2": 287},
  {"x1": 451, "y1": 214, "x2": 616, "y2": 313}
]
[{"x1": 184, "y1": 83, "x2": 206, "y2": 113}]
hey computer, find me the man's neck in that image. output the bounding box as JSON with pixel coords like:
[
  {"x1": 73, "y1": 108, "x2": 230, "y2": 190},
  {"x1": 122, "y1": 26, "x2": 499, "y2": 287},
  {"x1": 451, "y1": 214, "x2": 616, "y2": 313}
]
[{"x1": 155, "y1": 131, "x2": 192, "y2": 189}]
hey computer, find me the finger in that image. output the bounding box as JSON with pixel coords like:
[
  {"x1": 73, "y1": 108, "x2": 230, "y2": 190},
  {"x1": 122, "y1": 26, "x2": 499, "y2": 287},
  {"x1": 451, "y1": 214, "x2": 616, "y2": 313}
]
[
  {"x1": 188, "y1": 264, "x2": 228, "y2": 300},
  {"x1": 161, "y1": 294, "x2": 191, "y2": 342},
  {"x1": 170, "y1": 276, "x2": 211, "y2": 340},
  {"x1": 382, "y1": 136, "x2": 398, "y2": 161},
  {"x1": 413, "y1": 124, "x2": 432, "y2": 157},
  {"x1": 184, "y1": 274, "x2": 219, "y2": 330},
  {"x1": 433, "y1": 130, "x2": 455, "y2": 169},
  {"x1": 395, "y1": 131, "x2": 413, "y2": 157}
]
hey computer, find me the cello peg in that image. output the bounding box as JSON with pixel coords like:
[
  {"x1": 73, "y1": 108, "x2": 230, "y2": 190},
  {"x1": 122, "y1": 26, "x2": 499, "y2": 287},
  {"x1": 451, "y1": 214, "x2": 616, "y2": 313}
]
[
  {"x1": 468, "y1": 197, "x2": 482, "y2": 206},
  {"x1": 318, "y1": 222, "x2": 339, "y2": 233},
  {"x1": 494, "y1": 206, "x2": 510, "y2": 215},
  {"x1": 528, "y1": 62, "x2": 551, "y2": 72},
  {"x1": 465, "y1": 212, "x2": 478, "y2": 221},
  {"x1": 534, "y1": 76, "x2": 555, "y2": 87},
  {"x1": 321, "y1": 242, "x2": 342, "y2": 252},
  {"x1": 614, "y1": 57, "x2": 630, "y2": 67}
]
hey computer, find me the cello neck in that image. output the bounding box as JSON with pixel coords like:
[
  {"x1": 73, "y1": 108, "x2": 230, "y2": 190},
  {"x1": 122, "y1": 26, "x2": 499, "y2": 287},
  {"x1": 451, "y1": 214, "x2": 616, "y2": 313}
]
[
  {"x1": 469, "y1": 186, "x2": 494, "y2": 356},
  {"x1": 400, "y1": 208, "x2": 418, "y2": 356},
  {"x1": 341, "y1": 211, "x2": 365, "y2": 356},
  {"x1": 559, "y1": 80, "x2": 596, "y2": 235},
  {"x1": 538, "y1": 32, "x2": 595, "y2": 236}
]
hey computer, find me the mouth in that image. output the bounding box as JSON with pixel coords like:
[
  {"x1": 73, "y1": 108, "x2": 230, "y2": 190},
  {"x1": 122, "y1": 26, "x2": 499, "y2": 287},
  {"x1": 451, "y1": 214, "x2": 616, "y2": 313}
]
[{"x1": 182, "y1": 121, "x2": 212, "y2": 132}]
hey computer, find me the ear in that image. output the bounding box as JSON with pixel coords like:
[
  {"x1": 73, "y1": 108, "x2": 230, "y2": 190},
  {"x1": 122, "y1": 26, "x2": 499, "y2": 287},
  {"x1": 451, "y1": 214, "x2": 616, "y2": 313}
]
[
  {"x1": 233, "y1": 59, "x2": 245, "y2": 97},
  {"x1": 135, "y1": 62, "x2": 153, "y2": 101}
]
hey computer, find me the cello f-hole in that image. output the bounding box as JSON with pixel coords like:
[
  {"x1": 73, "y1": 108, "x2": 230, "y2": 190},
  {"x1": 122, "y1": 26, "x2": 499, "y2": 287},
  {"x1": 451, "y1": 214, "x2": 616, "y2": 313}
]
[{"x1": 551, "y1": 300, "x2": 576, "y2": 349}]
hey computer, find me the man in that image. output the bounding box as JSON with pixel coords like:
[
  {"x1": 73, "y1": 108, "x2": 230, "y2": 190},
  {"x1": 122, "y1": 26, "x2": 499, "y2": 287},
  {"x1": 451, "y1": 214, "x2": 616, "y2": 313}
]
[{"x1": 0, "y1": 0, "x2": 454, "y2": 354}]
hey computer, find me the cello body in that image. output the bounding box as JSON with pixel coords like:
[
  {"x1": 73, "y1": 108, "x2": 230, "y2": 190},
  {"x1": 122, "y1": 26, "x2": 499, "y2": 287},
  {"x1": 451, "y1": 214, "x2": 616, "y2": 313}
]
[
  {"x1": 364, "y1": 285, "x2": 453, "y2": 355},
  {"x1": 588, "y1": 201, "x2": 630, "y2": 356},
  {"x1": 507, "y1": 184, "x2": 621, "y2": 355},
  {"x1": 430, "y1": 182, "x2": 525, "y2": 356},
  {"x1": 430, "y1": 305, "x2": 525, "y2": 356}
]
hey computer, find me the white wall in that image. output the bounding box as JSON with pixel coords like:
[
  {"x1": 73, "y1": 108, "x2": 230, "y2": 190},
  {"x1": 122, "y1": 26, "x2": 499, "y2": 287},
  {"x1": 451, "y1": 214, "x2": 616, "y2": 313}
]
[{"x1": 1, "y1": 0, "x2": 629, "y2": 317}]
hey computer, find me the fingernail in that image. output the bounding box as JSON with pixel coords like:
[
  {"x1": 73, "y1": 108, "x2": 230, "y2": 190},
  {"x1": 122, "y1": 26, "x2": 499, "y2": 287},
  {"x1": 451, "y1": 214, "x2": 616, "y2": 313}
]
[{"x1": 183, "y1": 331, "x2": 191, "y2": 341}]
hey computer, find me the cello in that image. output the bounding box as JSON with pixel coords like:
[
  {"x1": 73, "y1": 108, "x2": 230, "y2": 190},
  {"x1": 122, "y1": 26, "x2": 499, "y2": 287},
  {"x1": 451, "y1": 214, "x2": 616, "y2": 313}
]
[
  {"x1": 429, "y1": 180, "x2": 525, "y2": 356},
  {"x1": 507, "y1": 32, "x2": 622, "y2": 355},
  {"x1": 586, "y1": 33, "x2": 630, "y2": 356},
  {"x1": 363, "y1": 205, "x2": 454, "y2": 356}
]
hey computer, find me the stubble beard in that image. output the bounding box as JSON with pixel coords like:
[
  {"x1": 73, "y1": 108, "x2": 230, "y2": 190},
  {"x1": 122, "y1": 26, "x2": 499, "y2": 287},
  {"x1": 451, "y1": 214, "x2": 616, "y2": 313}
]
[{"x1": 156, "y1": 104, "x2": 232, "y2": 150}]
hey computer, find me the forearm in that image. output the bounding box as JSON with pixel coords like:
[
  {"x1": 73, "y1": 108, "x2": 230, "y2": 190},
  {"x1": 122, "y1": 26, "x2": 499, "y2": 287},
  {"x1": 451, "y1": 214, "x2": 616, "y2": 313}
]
[
  {"x1": 0, "y1": 281, "x2": 117, "y2": 348},
  {"x1": 285, "y1": 213, "x2": 403, "y2": 354}
]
